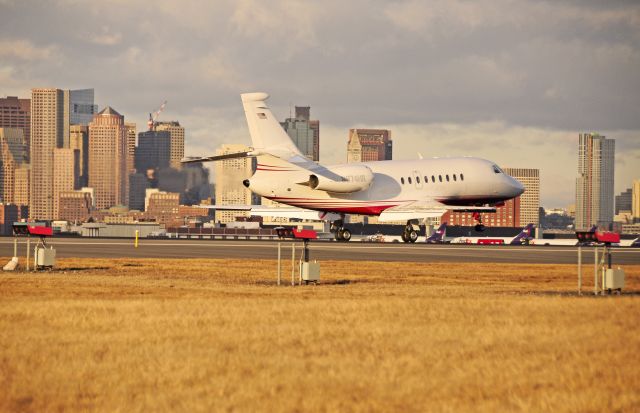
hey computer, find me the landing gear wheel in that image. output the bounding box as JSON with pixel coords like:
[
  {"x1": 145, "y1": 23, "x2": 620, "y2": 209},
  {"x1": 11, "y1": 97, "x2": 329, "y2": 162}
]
[
  {"x1": 475, "y1": 223, "x2": 485, "y2": 232},
  {"x1": 335, "y1": 228, "x2": 351, "y2": 242},
  {"x1": 408, "y1": 230, "x2": 418, "y2": 243},
  {"x1": 401, "y1": 232, "x2": 409, "y2": 243}
]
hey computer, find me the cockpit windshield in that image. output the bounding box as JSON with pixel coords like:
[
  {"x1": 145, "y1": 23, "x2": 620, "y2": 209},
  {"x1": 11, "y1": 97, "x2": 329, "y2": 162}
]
[{"x1": 492, "y1": 165, "x2": 504, "y2": 174}]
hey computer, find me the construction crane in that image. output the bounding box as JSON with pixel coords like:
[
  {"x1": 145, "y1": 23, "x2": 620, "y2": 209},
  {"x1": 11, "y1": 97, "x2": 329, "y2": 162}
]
[{"x1": 147, "y1": 100, "x2": 167, "y2": 131}]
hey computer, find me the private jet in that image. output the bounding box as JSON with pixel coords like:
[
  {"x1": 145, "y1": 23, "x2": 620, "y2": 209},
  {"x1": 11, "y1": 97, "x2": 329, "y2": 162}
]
[{"x1": 183, "y1": 93, "x2": 525, "y2": 242}]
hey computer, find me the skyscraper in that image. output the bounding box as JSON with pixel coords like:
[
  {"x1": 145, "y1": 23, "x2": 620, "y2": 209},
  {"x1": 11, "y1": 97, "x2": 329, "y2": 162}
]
[
  {"x1": 128, "y1": 172, "x2": 150, "y2": 211},
  {"x1": 135, "y1": 130, "x2": 171, "y2": 176},
  {"x1": 214, "y1": 144, "x2": 254, "y2": 223},
  {"x1": 69, "y1": 125, "x2": 89, "y2": 188},
  {"x1": 53, "y1": 148, "x2": 79, "y2": 219},
  {"x1": 88, "y1": 107, "x2": 127, "y2": 209},
  {"x1": 615, "y1": 188, "x2": 632, "y2": 215},
  {"x1": 155, "y1": 121, "x2": 185, "y2": 169},
  {"x1": 503, "y1": 168, "x2": 540, "y2": 226},
  {"x1": 30, "y1": 88, "x2": 64, "y2": 220},
  {"x1": 632, "y1": 180, "x2": 640, "y2": 220},
  {"x1": 0, "y1": 96, "x2": 30, "y2": 159},
  {"x1": 280, "y1": 106, "x2": 319, "y2": 161},
  {"x1": 0, "y1": 128, "x2": 28, "y2": 204},
  {"x1": 63, "y1": 89, "x2": 97, "y2": 147},
  {"x1": 347, "y1": 129, "x2": 392, "y2": 162},
  {"x1": 124, "y1": 123, "x2": 136, "y2": 175},
  {"x1": 29, "y1": 88, "x2": 94, "y2": 219},
  {"x1": 123, "y1": 122, "x2": 137, "y2": 206},
  {"x1": 13, "y1": 166, "x2": 30, "y2": 207},
  {"x1": 575, "y1": 133, "x2": 615, "y2": 230}
]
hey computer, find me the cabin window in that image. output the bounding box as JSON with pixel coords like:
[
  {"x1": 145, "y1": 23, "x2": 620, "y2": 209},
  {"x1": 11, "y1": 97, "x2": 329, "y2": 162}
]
[
  {"x1": 438, "y1": 175, "x2": 443, "y2": 182},
  {"x1": 446, "y1": 174, "x2": 450, "y2": 182},
  {"x1": 460, "y1": 173, "x2": 464, "y2": 181},
  {"x1": 416, "y1": 176, "x2": 420, "y2": 184},
  {"x1": 453, "y1": 174, "x2": 457, "y2": 181},
  {"x1": 424, "y1": 176, "x2": 428, "y2": 183},
  {"x1": 401, "y1": 177, "x2": 405, "y2": 185},
  {"x1": 431, "y1": 175, "x2": 435, "y2": 182},
  {"x1": 408, "y1": 177, "x2": 412, "y2": 184}
]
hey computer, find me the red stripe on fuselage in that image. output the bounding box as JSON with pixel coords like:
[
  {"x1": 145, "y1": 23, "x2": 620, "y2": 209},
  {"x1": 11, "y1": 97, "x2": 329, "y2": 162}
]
[
  {"x1": 266, "y1": 197, "x2": 402, "y2": 215},
  {"x1": 256, "y1": 167, "x2": 296, "y2": 171}
]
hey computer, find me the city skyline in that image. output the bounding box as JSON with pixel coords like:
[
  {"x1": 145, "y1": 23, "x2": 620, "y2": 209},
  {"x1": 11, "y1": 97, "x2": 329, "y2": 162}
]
[{"x1": 0, "y1": 1, "x2": 639, "y2": 208}]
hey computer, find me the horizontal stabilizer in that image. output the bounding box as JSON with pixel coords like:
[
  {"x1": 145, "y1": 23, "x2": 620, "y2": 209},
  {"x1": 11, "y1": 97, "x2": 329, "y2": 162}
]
[{"x1": 181, "y1": 151, "x2": 253, "y2": 164}]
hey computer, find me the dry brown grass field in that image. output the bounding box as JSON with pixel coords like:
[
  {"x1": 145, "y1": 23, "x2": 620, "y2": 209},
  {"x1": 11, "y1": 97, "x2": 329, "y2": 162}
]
[{"x1": 1, "y1": 258, "x2": 639, "y2": 412}]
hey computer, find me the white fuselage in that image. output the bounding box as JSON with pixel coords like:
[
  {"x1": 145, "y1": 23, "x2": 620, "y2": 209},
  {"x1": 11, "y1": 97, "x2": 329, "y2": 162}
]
[{"x1": 246, "y1": 156, "x2": 524, "y2": 215}]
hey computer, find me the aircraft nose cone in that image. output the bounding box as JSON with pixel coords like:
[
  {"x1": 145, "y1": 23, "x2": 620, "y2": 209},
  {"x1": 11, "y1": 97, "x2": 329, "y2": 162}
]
[{"x1": 509, "y1": 178, "x2": 525, "y2": 197}]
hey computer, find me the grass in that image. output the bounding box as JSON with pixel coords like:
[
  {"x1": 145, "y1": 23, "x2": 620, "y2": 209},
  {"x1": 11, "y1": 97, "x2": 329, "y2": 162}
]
[{"x1": 0, "y1": 258, "x2": 639, "y2": 412}]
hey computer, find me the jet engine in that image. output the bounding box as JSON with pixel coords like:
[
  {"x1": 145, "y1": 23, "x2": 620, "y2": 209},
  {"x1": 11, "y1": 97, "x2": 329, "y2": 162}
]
[{"x1": 308, "y1": 165, "x2": 374, "y2": 193}]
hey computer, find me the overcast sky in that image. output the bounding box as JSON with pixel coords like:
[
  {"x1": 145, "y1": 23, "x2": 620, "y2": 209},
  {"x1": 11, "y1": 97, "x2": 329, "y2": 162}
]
[{"x1": 1, "y1": 0, "x2": 639, "y2": 208}]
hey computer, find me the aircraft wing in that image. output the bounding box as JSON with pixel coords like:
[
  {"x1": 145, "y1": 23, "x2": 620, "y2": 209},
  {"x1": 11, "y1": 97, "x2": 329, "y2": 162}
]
[
  {"x1": 378, "y1": 200, "x2": 497, "y2": 223},
  {"x1": 197, "y1": 204, "x2": 341, "y2": 221}
]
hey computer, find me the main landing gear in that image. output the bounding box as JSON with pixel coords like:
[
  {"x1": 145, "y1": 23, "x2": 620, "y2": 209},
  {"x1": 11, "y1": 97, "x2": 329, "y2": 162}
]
[
  {"x1": 401, "y1": 221, "x2": 419, "y2": 243},
  {"x1": 473, "y1": 212, "x2": 485, "y2": 232},
  {"x1": 331, "y1": 218, "x2": 351, "y2": 242}
]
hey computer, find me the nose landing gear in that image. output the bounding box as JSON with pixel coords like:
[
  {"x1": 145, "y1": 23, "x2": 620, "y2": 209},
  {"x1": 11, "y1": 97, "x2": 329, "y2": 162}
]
[
  {"x1": 472, "y1": 212, "x2": 485, "y2": 232},
  {"x1": 401, "y1": 221, "x2": 419, "y2": 243}
]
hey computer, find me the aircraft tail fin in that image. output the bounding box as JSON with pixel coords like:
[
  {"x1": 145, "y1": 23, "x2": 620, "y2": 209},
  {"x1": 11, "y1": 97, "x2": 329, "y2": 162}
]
[
  {"x1": 241, "y1": 92, "x2": 305, "y2": 159},
  {"x1": 510, "y1": 223, "x2": 534, "y2": 245}
]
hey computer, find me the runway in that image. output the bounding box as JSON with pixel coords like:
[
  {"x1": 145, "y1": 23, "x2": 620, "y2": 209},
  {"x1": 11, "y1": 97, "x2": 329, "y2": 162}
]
[{"x1": 1, "y1": 237, "x2": 639, "y2": 264}]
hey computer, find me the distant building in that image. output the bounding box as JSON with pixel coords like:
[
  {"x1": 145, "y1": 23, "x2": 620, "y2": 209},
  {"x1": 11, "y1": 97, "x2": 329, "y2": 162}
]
[
  {"x1": 146, "y1": 190, "x2": 180, "y2": 224},
  {"x1": 503, "y1": 168, "x2": 540, "y2": 226},
  {"x1": 615, "y1": 188, "x2": 632, "y2": 215},
  {"x1": 347, "y1": 129, "x2": 392, "y2": 163},
  {"x1": 182, "y1": 163, "x2": 212, "y2": 205},
  {"x1": 124, "y1": 122, "x2": 137, "y2": 174},
  {"x1": 0, "y1": 96, "x2": 30, "y2": 159},
  {"x1": 214, "y1": 144, "x2": 254, "y2": 223},
  {"x1": 88, "y1": 106, "x2": 128, "y2": 209},
  {"x1": 156, "y1": 163, "x2": 211, "y2": 205},
  {"x1": 58, "y1": 191, "x2": 92, "y2": 223},
  {"x1": 0, "y1": 203, "x2": 28, "y2": 235},
  {"x1": 135, "y1": 130, "x2": 171, "y2": 177},
  {"x1": 29, "y1": 87, "x2": 96, "y2": 220},
  {"x1": 0, "y1": 128, "x2": 28, "y2": 205},
  {"x1": 128, "y1": 172, "x2": 149, "y2": 211},
  {"x1": 575, "y1": 133, "x2": 615, "y2": 230},
  {"x1": 53, "y1": 148, "x2": 79, "y2": 219},
  {"x1": 14, "y1": 165, "x2": 30, "y2": 207},
  {"x1": 63, "y1": 89, "x2": 97, "y2": 147},
  {"x1": 633, "y1": 180, "x2": 640, "y2": 220},
  {"x1": 155, "y1": 121, "x2": 185, "y2": 169},
  {"x1": 69, "y1": 125, "x2": 89, "y2": 187},
  {"x1": 30, "y1": 88, "x2": 64, "y2": 220},
  {"x1": 280, "y1": 106, "x2": 319, "y2": 161},
  {"x1": 442, "y1": 197, "x2": 521, "y2": 228}
]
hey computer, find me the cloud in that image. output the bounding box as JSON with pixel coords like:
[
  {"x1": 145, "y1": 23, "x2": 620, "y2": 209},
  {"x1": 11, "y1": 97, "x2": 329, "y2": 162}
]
[
  {"x1": 0, "y1": 39, "x2": 58, "y2": 60},
  {"x1": 230, "y1": 0, "x2": 323, "y2": 59},
  {"x1": 384, "y1": 0, "x2": 489, "y2": 39},
  {"x1": 88, "y1": 27, "x2": 123, "y2": 46},
  {"x1": 0, "y1": 0, "x2": 638, "y2": 208}
]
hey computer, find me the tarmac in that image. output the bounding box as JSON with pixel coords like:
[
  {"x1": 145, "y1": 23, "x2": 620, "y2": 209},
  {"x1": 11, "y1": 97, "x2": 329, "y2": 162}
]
[{"x1": 1, "y1": 237, "x2": 639, "y2": 264}]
